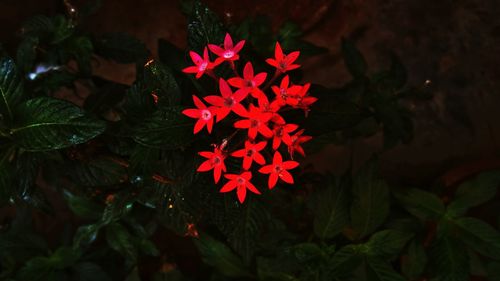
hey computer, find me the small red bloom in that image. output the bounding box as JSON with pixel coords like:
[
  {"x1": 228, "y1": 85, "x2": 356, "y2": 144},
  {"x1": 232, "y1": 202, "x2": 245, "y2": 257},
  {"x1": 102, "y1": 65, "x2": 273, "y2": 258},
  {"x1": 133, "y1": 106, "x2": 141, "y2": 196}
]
[
  {"x1": 270, "y1": 75, "x2": 303, "y2": 107},
  {"x1": 208, "y1": 33, "x2": 245, "y2": 63},
  {"x1": 272, "y1": 123, "x2": 299, "y2": 150},
  {"x1": 258, "y1": 151, "x2": 299, "y2": 189},
  {"x1": 288, "y1": 129, "x2": 312, "y2": 158},
  {"x1": 182, "y1": 95, "x2": 215, "y2": 134},
  {"x1": 231, "y1": 140, "x2": 267, "y2": 170},
  {"x1": 204, "y1": 78, "x2": 248, "y2": 122},
  {"x1": 220, "y1": 171, "x2": 261, "y2": 203},
  {"x1": 182, "y1": 47, "x2": 217, "y2": 79},
  {"x1": 197, "y1": 146, "x2": 226, "y2": 183},
  {"x1": 266, "y1": 42, "x2": 300, "y2": 73},
  {"x1": 295, "y1": 83, "x2": 317, "y2": 113},
  {"x1": 234, "y1": 104, "x2": 273, "y2": 139},
  {"x1": 228, "y1": 62, "x2": 267, "y2": 102}
]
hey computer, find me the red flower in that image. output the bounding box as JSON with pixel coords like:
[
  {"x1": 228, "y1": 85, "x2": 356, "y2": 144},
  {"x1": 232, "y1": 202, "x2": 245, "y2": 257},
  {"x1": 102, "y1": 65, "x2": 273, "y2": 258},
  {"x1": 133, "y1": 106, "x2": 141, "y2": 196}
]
[
  {"x1": 270, "y1": 75, "x2": 303, "y2": 107},
  {"x1": 182, "y1": 95, "x2": 215, "y2": 134},
  {"x1": 295, "y1": 83, "x2": 317, "y2": 112},
  {"x1": 266, "y1": 42, "x2": 300, "y2": 73},
  {"x1": 208, "y1": 33, "x2": 245, "y2": 63},
  {"x1": 197, "y1": 146, "x2": 227, "y2": 183},
  {"x1": 288, "y1": 129, "x2": 312, "y2": 158},
  {"x1": 231, "y1": 140, "x2": 267, "y2": 170},
  {"x1": 272, "y1": 123, "x2": 298, "y2": 150},
  {"x1": 258, "y1": 151, "x2": 299, "y2": 189},
  {"x1": 220, "y1": 171, "x2": 261, "y2": 203},
  {"x1": 182, "y1": 47, "x2": 218, "y2": 79},
  {"x1": 234, "y1": 104, "x2": 273, "y2": 139},
  {"x1": 204, "y1": 79, "x2": 247, "y2": 122},
  {"x1": 228, "y1": 62, "x2": 267, "y2": 102}
]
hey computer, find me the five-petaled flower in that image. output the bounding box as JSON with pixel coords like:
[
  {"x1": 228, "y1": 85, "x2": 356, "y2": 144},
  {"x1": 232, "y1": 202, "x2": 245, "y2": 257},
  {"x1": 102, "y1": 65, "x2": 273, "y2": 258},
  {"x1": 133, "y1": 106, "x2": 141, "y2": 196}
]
[
  {"x1": 271, "y1": 122, "x2": 298, "y2": 150},
  {"x1": 271, "y1": 75, "x2": 303, "y2": 108},
  {"x1": 228, "y1": 62, "x2": 267, "y2": 102},
  {"x1": 197, "y1": 146, "x2": 227, "y2": 183},
  {"x1": 259, "y1": 151, "x2": 299, "y2": 189},
  {"x1": 209, "y1": 33, "x2": 245, "y2": 63},
  {"x1": 204, "y1": 78, "x2": 248, "y2": 122},
  {"x1": 182, "y1": 47, "x2": 218, "y2": 79},
  {"x1": 182, "y1": 95, "x2": 215, "y2": 134},
  {"x1": 231, "y1": 140, "x2": 267, "y2": 170},
  {"x1": 288, "y1": 129, "x2": 312, "y2": 158},
  {"x1": 220, "y1": 171, "x2": 261, "y2": 203},
  {"x1": 234, "y1": 104, "x2": 273, "y2": 139},
  {"x1": 266, "y1": 42, "x2": 300, "y2": 73}
]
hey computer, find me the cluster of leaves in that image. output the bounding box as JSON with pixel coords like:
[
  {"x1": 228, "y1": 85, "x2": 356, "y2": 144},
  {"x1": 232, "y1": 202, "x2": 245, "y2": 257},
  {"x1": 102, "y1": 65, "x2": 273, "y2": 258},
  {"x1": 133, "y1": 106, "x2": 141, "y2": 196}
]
[{"x1": 0, "y1": 1, "x2": 498, "y2": 281}]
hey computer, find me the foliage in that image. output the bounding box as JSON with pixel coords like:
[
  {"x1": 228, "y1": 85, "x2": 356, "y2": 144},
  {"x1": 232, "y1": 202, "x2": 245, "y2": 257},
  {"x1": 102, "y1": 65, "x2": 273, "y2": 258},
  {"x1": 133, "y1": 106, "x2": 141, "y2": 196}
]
[{"x1": 0, "y1": 1, "x2": 498, "y2": 281}]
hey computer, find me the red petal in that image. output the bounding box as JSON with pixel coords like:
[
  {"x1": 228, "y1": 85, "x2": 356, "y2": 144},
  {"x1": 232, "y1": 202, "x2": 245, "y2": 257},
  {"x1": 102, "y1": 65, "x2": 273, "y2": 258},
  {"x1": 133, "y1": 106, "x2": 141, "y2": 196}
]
[
  {"x1": 207, "y1": 116, "x2": 214, "y2": 133},
  {"x1": 219, "y1": 78, "x2": 232, "y2": 98},
  {"x1": 248, "y1": 127, "x2": 258, "y2": 139},
  {"x1": 182, "y1": 108, "x2": 200, "y2": 118},
  {"x1": 258, "y1": 165, "x2": 273, "y2": 174},
  {"x1": 279, "y1": 170, "x2": 294, "y2": 184},
  {"x1": 283, "y1": 161, "x2": 299, "y2": 170},
  {"x1": 208, "y1": 44, "x2": 224, "y2": 57},
  {"x1": 275, "y1": 42, "x2": 284, "y2": 60},
  {"x1": 216, "y1": 107, "x2": 230, "y2": 122},
  {"x1": 285, "y1": 51, "x2": 300, "y2": 64},
  {"x1": 233, "y1": 40, "x2": 245, "y2": 53},
  {"x1": 189, "y1": 51, "x2": 202, "y2": 64},
  {"x1": 224, "y1": 33, "x2": 233, "y2": 49},
  {"x1": 272, "y1": 136, "x2": 281, "y2": 150},
  {"x1": 285, "y1": 124, "x2": 299, "y2": 132},
  {"x1": 198, "y1": 151, "x2": 213, "y2": 158},
  {"x1": 197, "y1": 160, "x2": 213, "y2": 172},
  {"x1": 193, "y1": 119, "x2": 205, "y2": 134},
  {"x1": 182, "y1": 66, "x2": 199, "y2": 74},
  {"x1": 259, "y1": 125, "x2": 274, "y2": 138},
  {"x1": 232, "y1": 89, "x2": 248, "y2": 102},
  {"x1": 241, "y1": 172, "x2": 252, "y2": 180},
  {"x1": 281, "y1": 75, "x2": 289, "y2": 88},
  {"x1": 243, "y1": 62, "x2": 254, "y2": 79},
  {"x1": 214, "y1": 166, "x2": 222, "y2": 183},
  {"x1": 266, "y1": 58, "x2": 278, "y2": 68},
  {"x1": 236, "y1": 185, "x2": 247, "y2": 203},
  {"x1": 225, "y1": 173, "x2": 238, "y2": 180},
  {"x1": 231, "y1": 103, "x2": 248, "y2": 117},
  {"x1": 195, "y1": 71, "x2": 203, "y2": 79},
  {"x1": 254, "y1": 141, "x2": 267, "y2": 151},
  {"x1": 253, "y1": 73, "x2": 267, "y2": 86},
  {"x1": 269, "y1": 173, "x2": 278, "y2": 189},
  {"x1": 234, "y1": 119, "x2": 251, "y2": 129},
  {"x1": 246, "y1": 181, "x2": 261, "y2": 195},
  {"x1": 228, "y1": 77, "x2": 246, "y2": 88},
  {"x1": 243, "y1": 156, "x2": 252, "y2": 170},
  {"x1": 203, "y1": 47, "x2": 210, "y2": 61},
  {"x1": 204, "y1": 95, "x2": 224, "y2": 106},
  {"x1": 285, "y1": 64, "x2": 300, "y2": 71},
  {"x1": 231, "y1": 149, "x2": 246, "y2": 158},
  {"x1": 192, "y1": 95, "x2": 206, "y2": 109},
  {"x1": 220, "y1": 180, "x2": 237, "y2": 192},
  {"x1": 273, "y1": 151, "x2": 283, "y2": 165},
  {"x1": 253, "y1": 152, "x2": 265, "y2": 165}
]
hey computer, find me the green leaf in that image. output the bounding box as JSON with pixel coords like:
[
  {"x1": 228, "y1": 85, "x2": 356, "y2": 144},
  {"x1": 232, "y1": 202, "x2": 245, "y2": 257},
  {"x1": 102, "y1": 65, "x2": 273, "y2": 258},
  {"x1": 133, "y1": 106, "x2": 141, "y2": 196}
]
[
  {"x1": 16, "y1": 36, "x2": 39, "y2": 74},
  {"x1": 401, "y1": 239, "x2": 427, "y2": 280},
  {"x1": 132, "y1": 106, "x2": 193, "y2": 149},
  {"x1": 454, "y1": 217, "x2": 500, "y2": 260},
  {"x1": 138, "y1": 239, "x2": 160, "y2": 257},
  {"x1": 341, "y1": 38, "x2": 367, "y2": 78},
  {"x1": 329, "y1": 244, "x2": 363, "y2": 279},
  {"x1": 429, "y1": 235, "x2": 469, "y2": 281},
  {"x1": 69, "y1": 158, "x2": 127, "y2": 187},
  {"x1": 447, "y1": 170, "x2": 500, "y2": 217},
  {"x1": 105, "y1": 223, "x2": 137, "y2": 261},
  {"x1": 0, "y1": 153, "x2": 13, "y2": 206},
  {"x1": 94, "y1": 32, "x2": 149, "y2": 64},
  {"x1": 487, "y1": 262, "x2": 500, "y2": 281},
  {"x1": 73, "y1": 262, "x2": 112, "y2": 281},
  {"x1": 365, "y1": 230, "x2": 413, "y2": 259},
  {"x1": 364, "y1": 257, "x2": 406, "y2": 281},
  {"x1": 17, "y1": 257, "x2": 54, "y2": 281},
  {"x1": 0, "y1": 57, "x2": 24, "y2": 121},
  {"x1": 65, "y1": 36, "x2": 93, "y2": 76},
  {"x1": 350, "y1": 160, "x2": 390, "y2": 239},
  {"x1": 289, "y1": 243, "x2": 325, "y2": 263},
  {"x1": 227, "y1": 200, "x2": 269, "y2": 265},
  {"x1": 11, "y1": 97, "x2": 106, "y2": 151},
  {"x1": 143, "y1": 61, "x2": 181, "y2": 106},
  {"x1": 48, "y1": 247, "x2": 81, "y2": 269},
  {"x1": 193, "y1": 233, "x2": 252, "y2": 278},
  {"x1": 73, "y1": 224, "x2": 100, "y2": 248},
  {"x1": 395, "y1": 188, "x2": 445, "y2": 220},
  {"x1": 311, "y1": 174, "x2": 350, "y2": 239},
  {"x1": 22, "y1": 15, "x2": 74, "y2": 44},
  {"x1": 64, "y1": 191, "x2": 103, "y2": 219},
  {"x1": 187, "y1": 0, "x2": 225, "y2": 53}
]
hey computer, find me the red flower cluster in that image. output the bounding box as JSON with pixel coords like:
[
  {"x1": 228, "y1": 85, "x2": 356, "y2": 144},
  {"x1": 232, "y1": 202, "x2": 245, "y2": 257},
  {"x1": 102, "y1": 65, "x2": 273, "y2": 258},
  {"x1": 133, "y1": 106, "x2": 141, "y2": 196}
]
[{"x1": 182, "y1": 33, "x2": 316, "y2": 203}]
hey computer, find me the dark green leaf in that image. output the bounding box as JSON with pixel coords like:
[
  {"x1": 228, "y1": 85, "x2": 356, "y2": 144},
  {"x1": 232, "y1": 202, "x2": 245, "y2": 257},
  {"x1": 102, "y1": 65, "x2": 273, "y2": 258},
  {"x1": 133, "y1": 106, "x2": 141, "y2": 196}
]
[
  {"x1": 187, "y1": 1, "x2": 225, "y2": 53},
  {"x1": 11, "y1": 97, "x2": 106, "y2": 151},
  {"x1": 69, "y1": 158, "x2": 127, "y2": 187},
  {"x1": 430, "y1": 235, "x2": 469, "y2": 281},
  {"x1": 22, "y1": 15, "x2": 74, "y2": 44},
  {"x1": 401, "y1": 239, "x2": 427, "y2": 280},
  {"x1": 365, "y1": 230, "x2": 413, "y2": 259},
  {"x1": 364, "y1": 257, "x2": 406, "y2": 281},
  {"x1": 17, "y1": 257, "x2": 54, "y2": 281},
  {"x1": 194, "y1": 233, "x2": 252, "y2": 278},
  {"x1": 16, "y1": 36, "x2": 39, "y2": 74},
  {"x1": 105, "y1": 223, "x2": 137, "y2": 261},
  {"x1": 341, "y1": 38, "x2": 367, "y2": 78},
  {"x1": 487, "y1": 262, "x2": 500, "y2": 281},
  {"x1": 138, "y1": 239, "x2": 160, "y2": 257},
  {"x1": 48, "y1": 247, "x2": 81, "y2": 269},
  {"x1": 132, "y1": 106, "x2": 193, "y2": 149},
  {"x1": 73, "y1": 224, "x2": 100, "y2": 248},
  {"x1": 395, "y1": 188, "x2": 445, "y2": 220},
  {"x1": 95, "y1": 32, "x2": 149, "y2": 64},
  {"x1": 455, "y1": 217, "x2": 500, "y2": 260},
  {"x1": 0, "y1": 152, "x2": 13, "y2": 206},
  {"x1": 329, "y1": 244, "x2": 363, "y2": 279},
  {"x1": 73, "y1": 262, "x2": 112, "y2": 281},
  {"x1": 350, "y1": 160, "x2": 389, "y2": 239},
  {"x1": 447, "y1": 170, "x2": 500, "y2": 217},
  {"x1": 311, "y1": 174, "x2": 350, "y2": 239},
  {"x1": 64, "y1": 191, "x2": 103, "y2": 219},
  {"x1": 0, "y1": 57, "x2": 24, "y2": 121},
  {"x1": 144, "y1": 61, "x2": 181, "y2": 106}
]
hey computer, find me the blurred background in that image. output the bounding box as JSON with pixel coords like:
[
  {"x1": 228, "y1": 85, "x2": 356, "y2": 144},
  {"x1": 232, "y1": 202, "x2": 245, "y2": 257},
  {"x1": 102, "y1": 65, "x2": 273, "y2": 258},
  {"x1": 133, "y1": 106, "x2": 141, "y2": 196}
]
[{"x1": 1, "y1": 0, "x2": 499, "y2": 184}]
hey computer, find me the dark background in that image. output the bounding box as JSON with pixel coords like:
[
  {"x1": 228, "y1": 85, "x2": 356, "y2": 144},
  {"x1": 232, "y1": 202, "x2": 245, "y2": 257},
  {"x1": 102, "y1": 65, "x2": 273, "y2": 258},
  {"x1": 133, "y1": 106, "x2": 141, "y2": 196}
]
[{"x1": 1, "y1": 0, "x2": 500, "y2": 184}]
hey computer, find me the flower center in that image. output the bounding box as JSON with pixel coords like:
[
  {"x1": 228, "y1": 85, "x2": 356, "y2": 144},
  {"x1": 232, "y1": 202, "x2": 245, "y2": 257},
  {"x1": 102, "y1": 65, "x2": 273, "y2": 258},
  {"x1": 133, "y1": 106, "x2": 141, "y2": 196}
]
[
  {"x1": 223, "y1": 50, "x2": 234, "y2": 59},
  {"x1": 246, "y1": 149, "x2": 255, "y2": 157},
  {"x1": 199, "y1": 62, "x2": 208, "y2": 71},
  {"x1": 275, "y1": 126, "x2": 283, "y2": 136},
  {"x1": 237, "y1": 177, "x2": 245, "y2": 185},
  {"x1": 274, "y1": 165, "x2": 283, "y2": 173},
  {"x1": 213, "y1": 156, "x2": 221, "y2": 165},
  {"x1": 246, "y1": 80, "x2": 256, "y2": 88},
  {"x1": 250, "y1": 119, "x2": 260, "y2": 128},
  {"x1": 280, "y1": 88, "x2": 287, "y2": 99},
  {"x1": 224, "y1": 97, "x2": 234, "y2": 107},
  {"x1": 279, "y1": 61, "x2": 288, "y2": 69},
  {"x1": 201, "y1": 109, "x2": 212, "y2": 120}
]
